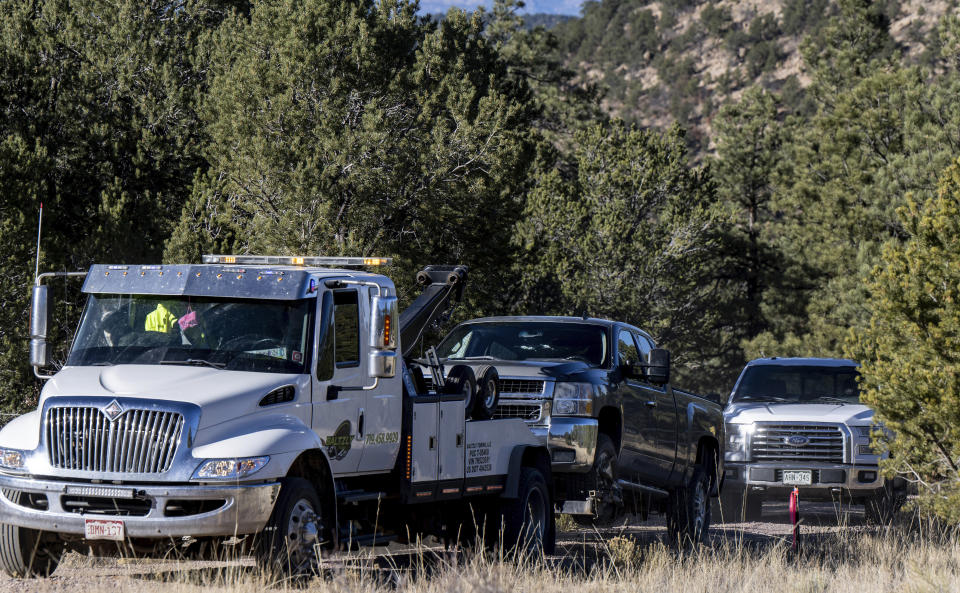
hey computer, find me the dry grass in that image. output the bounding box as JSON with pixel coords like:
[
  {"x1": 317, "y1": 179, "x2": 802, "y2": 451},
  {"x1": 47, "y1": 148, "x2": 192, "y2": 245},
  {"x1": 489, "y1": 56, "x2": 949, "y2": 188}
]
[{"x1": 7, "y1": 513, "x2": 960, "y2": 593}]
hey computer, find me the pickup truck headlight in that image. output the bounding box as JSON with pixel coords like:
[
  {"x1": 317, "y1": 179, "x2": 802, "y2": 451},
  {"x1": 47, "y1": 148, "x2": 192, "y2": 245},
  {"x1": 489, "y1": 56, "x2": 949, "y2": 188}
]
[
  {"x1": 192, "y1": 457, "x2": 269, "y2": 480},
  {"x1": 724, "y1": 424, "x2": 754, "y2": 462},
  {"x1": 553, "y1": 382, "x2": 594, "y2": 416},
  {"x1": 0, "y1": 448, "x2": 26, "y2": 472}
]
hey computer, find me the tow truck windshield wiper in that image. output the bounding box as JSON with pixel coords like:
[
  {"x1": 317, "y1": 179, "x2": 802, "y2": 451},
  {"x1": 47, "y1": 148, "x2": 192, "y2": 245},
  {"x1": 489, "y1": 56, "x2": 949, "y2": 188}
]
[{"x1": 159, "y1": 359, "x2": 226, "y2": 370}]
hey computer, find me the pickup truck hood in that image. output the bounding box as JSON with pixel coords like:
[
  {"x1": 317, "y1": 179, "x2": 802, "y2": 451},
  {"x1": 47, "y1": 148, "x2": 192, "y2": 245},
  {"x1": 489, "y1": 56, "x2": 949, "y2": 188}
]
[
  {"x1": 725, "y1": 402, "x2": 874, "y2": 425},
  {"x1": 441, "y1": 359, "x2": 592, "y2": 380},
  {"x1": 40, "y1": 365, "x2": 305, "y2": 429}
]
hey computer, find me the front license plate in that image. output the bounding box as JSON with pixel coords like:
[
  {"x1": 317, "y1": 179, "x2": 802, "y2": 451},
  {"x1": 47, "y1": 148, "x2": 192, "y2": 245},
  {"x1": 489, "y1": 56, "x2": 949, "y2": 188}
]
[
  {"x1": 782, "y1": 470, "x2": 812, "y2": 485},
  {"x1": 84, "y1": 518, "x2": 125, "y2": 541}
]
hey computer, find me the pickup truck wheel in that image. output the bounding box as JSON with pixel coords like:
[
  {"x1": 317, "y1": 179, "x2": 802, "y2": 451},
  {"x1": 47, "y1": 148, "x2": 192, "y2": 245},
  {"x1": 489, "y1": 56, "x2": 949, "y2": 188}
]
[
  {"x1": 256, "y1": 478, "x2": 324, "y2": 577},
  {"x1": 573, "y1": 433, "x2": 622, "y2": 527},
  {"x1": 442, "y1": 365, "x2": 477, "y2": 418},
  {"x1": 864, "y1": 481, "x2": 905, "y2": 525},
  {"x1": 0, "y1": 520, "x2": 63, "y2": 578},
  {"x1": 667, "y1": 465, "x2": 711, "y2": 546},
  {"x1": 498, "y1": 467, "x2": 555, "y2": 557}
]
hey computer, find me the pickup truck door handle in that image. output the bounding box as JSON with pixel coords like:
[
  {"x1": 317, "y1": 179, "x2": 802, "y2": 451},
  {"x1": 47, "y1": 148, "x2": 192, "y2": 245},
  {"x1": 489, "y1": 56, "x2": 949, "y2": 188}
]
[{"x1": 645, "y1": 400, "x2": 657, "y2": 408}]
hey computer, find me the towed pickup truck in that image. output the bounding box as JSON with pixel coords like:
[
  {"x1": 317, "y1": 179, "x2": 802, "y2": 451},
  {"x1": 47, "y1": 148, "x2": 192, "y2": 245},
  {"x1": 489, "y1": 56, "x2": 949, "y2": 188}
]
[
  {"x1": 722, "y1": 357, "x2": 907, "y2": 522},
  {"x1": 428, "y1": 316, "x2": 725, "y2": 542}
]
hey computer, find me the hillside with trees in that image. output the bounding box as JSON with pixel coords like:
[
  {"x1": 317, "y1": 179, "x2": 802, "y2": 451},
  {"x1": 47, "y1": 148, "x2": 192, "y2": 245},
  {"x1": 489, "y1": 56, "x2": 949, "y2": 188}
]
[{"x1": 2, "y1": 0, "x2": 960, "y2": 520}]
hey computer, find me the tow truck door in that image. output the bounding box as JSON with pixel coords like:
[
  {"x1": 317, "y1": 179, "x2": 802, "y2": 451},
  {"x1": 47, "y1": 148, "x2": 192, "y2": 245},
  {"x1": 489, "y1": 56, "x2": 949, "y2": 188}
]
[{"x1": 311, "y1": 287, "x2": 366, "y2": 474}]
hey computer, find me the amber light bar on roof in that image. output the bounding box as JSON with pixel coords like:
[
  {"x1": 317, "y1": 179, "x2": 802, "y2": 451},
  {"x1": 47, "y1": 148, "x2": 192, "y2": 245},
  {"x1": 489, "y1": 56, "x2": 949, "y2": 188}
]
[{"x1": 202, "y1": 255, "x2": 392, "y2": 267}]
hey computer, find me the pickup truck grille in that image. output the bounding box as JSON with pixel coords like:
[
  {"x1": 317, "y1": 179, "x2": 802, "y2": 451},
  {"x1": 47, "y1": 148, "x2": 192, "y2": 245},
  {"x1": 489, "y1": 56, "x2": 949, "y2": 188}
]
[
  {"x1": 46, "y1": 406, "x2": 184, "y2": 474},
  {"x1": 423, "y1": 376, "x2": 546, "y2": 395},
  {"x1": 493, "y1": 403, "x2": 543, "y2": 422},
  {"x1": 750, "y1": 424, "x2": 844, "y2": 464}
]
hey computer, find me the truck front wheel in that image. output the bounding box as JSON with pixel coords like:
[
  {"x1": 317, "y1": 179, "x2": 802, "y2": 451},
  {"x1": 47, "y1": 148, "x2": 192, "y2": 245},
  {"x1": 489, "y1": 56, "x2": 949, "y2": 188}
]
[
  {"x1": 667, "y1": 465, "x2": 711, "y2": 546},
  {"x1": 0, "y1": 522, "x2": 63, "y2": 578},
  {"x1": 573, "y1": 433, "x2": 622, "y2": 527},
  {"x1": 256, "y1": 478, "x2": 325, "y2": 576},
  {"x1": 497, "y1": 467, "x2": 555, "y2": 556}
]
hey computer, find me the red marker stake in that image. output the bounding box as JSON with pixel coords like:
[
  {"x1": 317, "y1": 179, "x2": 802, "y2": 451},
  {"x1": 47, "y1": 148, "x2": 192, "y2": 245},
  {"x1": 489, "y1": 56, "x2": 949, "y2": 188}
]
[{"x1": 789, "y1": 486, "x2": 800, "y2": 552}]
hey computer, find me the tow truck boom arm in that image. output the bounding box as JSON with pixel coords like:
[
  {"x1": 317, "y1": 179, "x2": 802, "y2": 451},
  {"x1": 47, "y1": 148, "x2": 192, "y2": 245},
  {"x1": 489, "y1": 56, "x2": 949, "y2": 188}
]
[{"x1": 398, "y1": 265, "x2": 468, "y2": 358}]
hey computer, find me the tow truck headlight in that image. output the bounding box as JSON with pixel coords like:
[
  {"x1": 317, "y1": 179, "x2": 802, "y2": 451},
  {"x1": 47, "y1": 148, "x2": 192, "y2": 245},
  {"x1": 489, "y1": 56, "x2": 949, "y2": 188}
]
[
  {"x1": 192, "y1": 457, "x2": 269, "y2": 480},
  {"x1": 553, "y1": 382, "x2": 594, "y2": 416},
  {"x1": 724, "y1": 424, "x2": 753, "y2": 462},
  {"x1": 0, "y1": 448, "x2": 26, "y2": 472}
]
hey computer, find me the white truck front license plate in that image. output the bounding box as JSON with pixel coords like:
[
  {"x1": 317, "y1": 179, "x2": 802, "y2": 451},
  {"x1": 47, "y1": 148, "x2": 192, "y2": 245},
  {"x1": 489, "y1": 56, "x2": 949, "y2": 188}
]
[
  {"x1": 84, "y1": 518, "x2": 125, "y2": 541},
  {"x1": 782, "y1": 470, "x2": 813, "y2": 485}
]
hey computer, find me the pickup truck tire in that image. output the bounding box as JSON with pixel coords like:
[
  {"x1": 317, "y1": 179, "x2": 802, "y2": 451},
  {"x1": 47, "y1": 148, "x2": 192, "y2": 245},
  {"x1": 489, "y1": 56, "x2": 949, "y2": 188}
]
[
  {"x1": 573, "y1": 433, "x2": 622, "y2": 527},
  {"x1": 0, "y1": 509, "x2": 63, "y2": 578},
  {"x1": 442, "y1": 365, "x2": 477, "y2": 418},
  {"x1": 864, "y1": 481, "x2": 906, "y2": 525},
  {"x1": 472, "y1": 366, "x2": 499, "y2": 420},
  {"x1": 667, "y1": 465, "x2": 711, "y2": 546},
  {"x1": 497, "y1": 467, "x2": 555, "y2": 557},
  {"x1": 255, "y1": 478, "x2": 324, "y2": 577}
]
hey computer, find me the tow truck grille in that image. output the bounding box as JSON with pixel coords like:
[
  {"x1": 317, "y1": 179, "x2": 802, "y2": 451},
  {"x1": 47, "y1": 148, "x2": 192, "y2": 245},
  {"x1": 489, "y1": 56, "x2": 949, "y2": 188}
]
[
  {"x1": 750, "y1": 424, "x2": 844, "y2": 464},
  {"x1": 46, "y1": 407, "x2": 184, "y2": 474}
]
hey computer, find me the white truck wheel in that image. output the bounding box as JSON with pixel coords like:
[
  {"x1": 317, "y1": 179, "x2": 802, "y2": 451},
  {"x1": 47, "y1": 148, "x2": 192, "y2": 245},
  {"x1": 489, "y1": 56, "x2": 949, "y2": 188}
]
[
  {"x1": 0, "y1": 522, "x2": 61, "y2": 578},
  {"x1": 496, "y1": 467, "x2": 555, "y2": 557},
  {"x1": 255, "y1": 478, "x2": 324, "y2": 577}
]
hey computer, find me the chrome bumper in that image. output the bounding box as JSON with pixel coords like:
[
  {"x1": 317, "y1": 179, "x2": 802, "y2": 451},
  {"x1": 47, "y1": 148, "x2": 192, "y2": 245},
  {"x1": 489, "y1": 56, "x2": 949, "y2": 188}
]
[
  {"x1": 530, "y1": 417, "x2": 598, "y2": 472},
  {"x1": 724, "y1": 462, "x2": 884, "y2": 500},
  {"x1": 0, "y1": 474, "x2": 280, "y2": 538}
]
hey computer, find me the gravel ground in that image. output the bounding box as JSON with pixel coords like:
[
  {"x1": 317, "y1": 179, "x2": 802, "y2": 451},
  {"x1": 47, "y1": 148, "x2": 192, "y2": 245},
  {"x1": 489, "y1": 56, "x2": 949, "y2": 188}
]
[{"x1": 0, "y1": 501, "x2": 883, "y2": 592}]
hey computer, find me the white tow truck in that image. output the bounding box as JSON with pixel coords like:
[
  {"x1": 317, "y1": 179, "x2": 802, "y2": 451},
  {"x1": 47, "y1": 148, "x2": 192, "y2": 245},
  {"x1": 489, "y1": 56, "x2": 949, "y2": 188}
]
[{"x1": 0, "y1": 256, "x2": 554, "y2": 577}]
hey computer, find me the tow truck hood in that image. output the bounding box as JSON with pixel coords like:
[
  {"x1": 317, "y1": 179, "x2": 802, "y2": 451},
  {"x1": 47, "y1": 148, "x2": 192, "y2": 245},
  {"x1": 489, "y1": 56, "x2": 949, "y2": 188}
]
[
  {"x1": 725, "y1": 402, "x2": 874, "y2": 426},
  {"x1": 40, "y1": 365, "x2": 306, "y2": 429}
]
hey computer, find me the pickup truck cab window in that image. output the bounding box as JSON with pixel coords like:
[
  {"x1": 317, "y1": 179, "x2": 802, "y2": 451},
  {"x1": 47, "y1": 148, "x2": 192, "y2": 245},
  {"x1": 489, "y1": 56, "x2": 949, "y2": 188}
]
[
  {"x1": 617, "y1": 329, "x2": 640, "y2": 377},
  {"x1": 732, "y1": 365, "x2": 861, "y2": 404}
]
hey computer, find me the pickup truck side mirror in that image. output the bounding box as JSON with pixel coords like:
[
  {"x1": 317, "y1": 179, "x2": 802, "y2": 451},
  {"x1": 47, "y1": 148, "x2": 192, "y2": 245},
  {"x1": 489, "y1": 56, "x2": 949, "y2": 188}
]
[
  {"x1": 645, "y1": 348, "x2": 670, "y2": 385},
  {"x1": 29, "y1": 285, "x2": 51, "y2": 368}
]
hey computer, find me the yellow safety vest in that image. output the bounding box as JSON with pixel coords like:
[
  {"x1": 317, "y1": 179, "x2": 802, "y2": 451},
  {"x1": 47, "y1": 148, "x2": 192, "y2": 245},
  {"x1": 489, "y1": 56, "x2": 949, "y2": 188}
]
[{"x1": 145, "y1": 303, "x2": 177, "y2": 333}]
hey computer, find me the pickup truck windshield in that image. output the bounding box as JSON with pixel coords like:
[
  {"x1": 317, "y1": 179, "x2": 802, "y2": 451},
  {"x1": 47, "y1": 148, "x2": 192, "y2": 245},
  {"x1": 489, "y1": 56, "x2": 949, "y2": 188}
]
[
  {"x1": 732, "y1": 365, "x2": 860, "y2": 404},
  {"x1": 436, "y1": 322, "x2": 609, "y2": 367},
  {"x1": 68, "y1": 294, "x2": 313, "y2": 374}
]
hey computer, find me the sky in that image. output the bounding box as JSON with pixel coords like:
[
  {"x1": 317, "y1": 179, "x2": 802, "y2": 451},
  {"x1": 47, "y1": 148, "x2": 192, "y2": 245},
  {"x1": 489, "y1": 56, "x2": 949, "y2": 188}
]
[{"x1": 418, "y1": 1, "x2": 583, "y2": 16}]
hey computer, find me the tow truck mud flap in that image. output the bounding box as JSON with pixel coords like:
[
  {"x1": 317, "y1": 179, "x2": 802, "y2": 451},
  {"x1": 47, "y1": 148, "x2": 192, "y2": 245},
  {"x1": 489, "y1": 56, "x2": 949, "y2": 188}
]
[{"x1": 560, "y1": 500, "x2": 593, "y2": 515}]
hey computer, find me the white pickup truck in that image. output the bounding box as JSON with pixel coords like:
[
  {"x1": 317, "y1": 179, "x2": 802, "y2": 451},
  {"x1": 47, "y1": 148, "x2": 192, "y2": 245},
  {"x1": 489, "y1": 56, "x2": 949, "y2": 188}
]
[
  {"x1": 722, "y1": 357, "x2": 906, "y2": 522},
  {"x1": 0, "y1": 256, "x2": 554, "y2": 577}
]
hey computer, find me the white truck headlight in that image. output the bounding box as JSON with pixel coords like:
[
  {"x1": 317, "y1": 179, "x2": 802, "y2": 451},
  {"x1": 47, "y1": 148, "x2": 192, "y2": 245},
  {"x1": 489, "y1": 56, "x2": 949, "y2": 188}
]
[
  {"x1": 0, "y1": 448, "x2": 25, "y2": 472},
  {"x1": 192, "y1": 457, "x2": 269, "y2": 480},
  {"x1": 724, "y1": 424, "x2": 753, "y2": 462},
  {"x1": 553, "y1": 382, "x2": 594, "y2": 416}
]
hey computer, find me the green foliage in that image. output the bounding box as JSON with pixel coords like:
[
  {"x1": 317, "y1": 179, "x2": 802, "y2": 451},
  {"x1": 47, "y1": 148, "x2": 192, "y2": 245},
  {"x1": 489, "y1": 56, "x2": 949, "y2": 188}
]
[
  {"x1": 700, "y1": 5, "x2": 732, "y2": 37},
  {"x1": 849, "y1": 160, "x2": 960, "y2": 523}
]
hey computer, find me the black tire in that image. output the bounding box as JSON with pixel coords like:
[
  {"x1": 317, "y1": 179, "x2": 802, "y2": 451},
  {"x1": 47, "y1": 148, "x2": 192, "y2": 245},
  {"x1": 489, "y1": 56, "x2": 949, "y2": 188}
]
[
  {"x1": 864, "y1": 481, "x2": 905, "y2": 525},
  {"x1": 573, "y1": 434, "x2": 622, "y2": 527},
  {"x1": 667, "y1": 465, "x2": 711, "y2": 546},
  {"x1": 473, "y1": 366, "x2": 500, "y2": 420},
  {"x1": 0, "y1": 496, "x2": 63, "y2": 578},
  {"x1": 495, "y1": 467, "x2": 555, "y2": 557},
  {"x1": 255, "y1": 478, "x2": 325, "y2": 577},
  {"x1": 442, "y1": 365, "x2": 477, "y2": 418}
]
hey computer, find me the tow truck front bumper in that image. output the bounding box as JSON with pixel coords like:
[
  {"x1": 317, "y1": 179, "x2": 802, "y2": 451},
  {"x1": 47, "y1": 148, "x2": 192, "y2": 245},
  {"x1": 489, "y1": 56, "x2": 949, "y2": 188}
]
[
  {"x1": 530, "y1": 417, "x2": 598, "y2": 472},
  {"x1": 0, "y1": 473, "x2": 280, "y2": 539}
]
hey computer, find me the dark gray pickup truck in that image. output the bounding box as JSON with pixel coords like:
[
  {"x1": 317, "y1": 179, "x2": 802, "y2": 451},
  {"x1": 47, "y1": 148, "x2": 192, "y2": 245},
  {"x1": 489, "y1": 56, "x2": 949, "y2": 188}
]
[{"x1": 428, "y1": 316, "x2": 725, "y2": 542}]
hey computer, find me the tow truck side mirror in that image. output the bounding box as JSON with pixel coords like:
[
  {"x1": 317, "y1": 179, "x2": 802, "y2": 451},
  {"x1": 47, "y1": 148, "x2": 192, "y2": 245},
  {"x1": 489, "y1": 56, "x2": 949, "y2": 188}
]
[
  {"x1": 368, "y1": 295, "x2": 399, "y2": 379},
  {"x1": 646, "y1": 348, "x2": 670, "y2": 385},
  {"x1": 29, "y1": 285, "x2": 51, "y2": 368}
]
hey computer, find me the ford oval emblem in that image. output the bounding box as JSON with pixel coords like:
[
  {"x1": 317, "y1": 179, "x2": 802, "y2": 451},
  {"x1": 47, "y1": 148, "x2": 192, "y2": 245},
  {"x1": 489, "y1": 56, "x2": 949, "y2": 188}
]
[{"x1": 786, "y1": 435, "x2": 809, "y2": 446}]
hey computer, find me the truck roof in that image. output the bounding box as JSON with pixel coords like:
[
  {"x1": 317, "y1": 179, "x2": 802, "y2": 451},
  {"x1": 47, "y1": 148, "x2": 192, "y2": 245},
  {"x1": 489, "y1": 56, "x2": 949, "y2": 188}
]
[
  {"x1": 745, "y1": 357, "x2": 858, "y2": 368},
  {"x1": 82, "y1": 263, "x2": 393, "y2": 300},
  {"x1": 455, "y1": 316, "x2": 655, "y2": 341}
]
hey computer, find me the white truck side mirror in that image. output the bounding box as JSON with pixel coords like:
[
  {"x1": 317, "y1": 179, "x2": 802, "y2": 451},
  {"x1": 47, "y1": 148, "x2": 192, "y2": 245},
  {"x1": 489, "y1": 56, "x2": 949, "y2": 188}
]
[
  {"x1": 369, "y1": 294, "x2": 399, "y2": 379},
  {"x1": 29, "y1": 285, "x2": 50, "y2": 368}
]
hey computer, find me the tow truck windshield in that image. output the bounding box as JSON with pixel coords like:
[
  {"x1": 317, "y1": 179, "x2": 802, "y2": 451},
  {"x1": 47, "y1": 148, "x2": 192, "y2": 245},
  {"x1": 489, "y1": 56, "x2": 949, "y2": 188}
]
[
  {"x1": 68, "y1": 294, "x2": 313, "y2": 374},
  {"x1": 436, "y1": 322, "x2": 609, "y2": 367},
  {"x1": 732, "y1": 365, "x2": 861, "y2": 404}
]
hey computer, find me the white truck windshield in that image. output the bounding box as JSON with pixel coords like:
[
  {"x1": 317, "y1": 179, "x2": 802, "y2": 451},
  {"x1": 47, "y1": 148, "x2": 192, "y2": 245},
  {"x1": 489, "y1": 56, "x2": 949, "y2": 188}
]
[
  {"x1": 68, "y1": 294, "x2": 313, "y2": 373},
  {"x1": 436, "y1": 322, "x2": 609, "y2": 366},
  {"x1": 732, "y1": 365, "x2": 861, "y2": 404}
]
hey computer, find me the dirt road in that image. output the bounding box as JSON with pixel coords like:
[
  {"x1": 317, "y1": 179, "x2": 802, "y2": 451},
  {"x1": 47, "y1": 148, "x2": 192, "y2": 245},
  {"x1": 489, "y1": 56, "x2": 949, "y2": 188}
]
[{"x1": 0, "y1": 501, "x2": 886, "y2": 592}]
